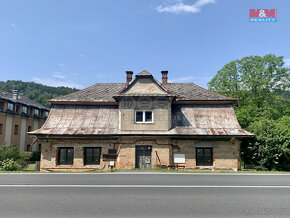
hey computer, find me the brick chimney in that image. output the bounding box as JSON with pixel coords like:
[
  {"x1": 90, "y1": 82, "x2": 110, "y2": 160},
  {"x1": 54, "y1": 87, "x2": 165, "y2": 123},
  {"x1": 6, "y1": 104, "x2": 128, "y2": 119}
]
[
  {"x1": 161, "y1": 71, "x2": 168, "y2": 85},
  {"x1": 126, "y1": 71, "x2": 133, "y2": 84},
  {"x1": 12, "y1": 90, "x2": 19, "y2": 100}
]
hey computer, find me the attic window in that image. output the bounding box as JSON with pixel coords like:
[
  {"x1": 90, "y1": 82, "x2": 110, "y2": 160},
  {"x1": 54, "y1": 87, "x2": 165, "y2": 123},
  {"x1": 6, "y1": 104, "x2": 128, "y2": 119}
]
[
  {"x1": 135, "y1": 111, "x2": 153, "y2": 123},
  {"x1": 34, "y1": 109, "x2": 39, "y2": 116},
  {"x1": 23, "y1": 106, "x2": 27, "y2": 114},
  {"x1": 8, "y1": 102, "x2": 14, "y2": 111}
]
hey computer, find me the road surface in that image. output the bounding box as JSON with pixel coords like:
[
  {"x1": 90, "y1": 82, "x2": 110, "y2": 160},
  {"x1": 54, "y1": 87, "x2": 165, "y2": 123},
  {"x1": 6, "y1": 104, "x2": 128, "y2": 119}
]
[{"x1": 0, "y1": 172, "x2": 289, "y2": 217}]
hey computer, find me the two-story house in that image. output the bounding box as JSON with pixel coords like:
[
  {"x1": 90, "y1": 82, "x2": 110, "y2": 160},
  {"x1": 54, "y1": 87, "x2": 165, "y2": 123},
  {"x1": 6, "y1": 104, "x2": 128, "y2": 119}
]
[
  {"x1": 31, "y1": 70, "x2": 253, "y2": 172},
  {"x1": 0, "y1": 90, "x2": 49, "y2": 151}
]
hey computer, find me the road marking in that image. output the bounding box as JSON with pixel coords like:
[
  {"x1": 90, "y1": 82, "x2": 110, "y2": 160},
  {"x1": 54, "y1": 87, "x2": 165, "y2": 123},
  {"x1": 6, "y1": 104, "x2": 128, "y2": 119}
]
[{"x1": 0, "y1": 185, "x2": 289, "y2": 188}]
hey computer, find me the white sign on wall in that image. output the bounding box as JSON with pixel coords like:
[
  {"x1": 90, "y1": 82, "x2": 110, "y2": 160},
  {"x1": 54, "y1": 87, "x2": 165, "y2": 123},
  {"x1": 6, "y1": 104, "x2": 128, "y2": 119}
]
[{"x1": 174, "y1": 154, "x2": 185, "y2": 164}]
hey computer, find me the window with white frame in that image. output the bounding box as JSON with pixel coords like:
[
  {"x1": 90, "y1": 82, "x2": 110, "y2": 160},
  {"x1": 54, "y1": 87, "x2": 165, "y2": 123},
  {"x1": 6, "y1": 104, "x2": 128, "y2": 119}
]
[
  {"x1": 8, "y1": 102, "x2": 14, "y2": 111},
  {"x1": 34, "y1": 108, "x2": 39, "y2": 116},
  {"x1": 22, "y1": 106, "x2": 28, "y2": 114},
  {"x1": 135, "y1": 110, "x2": 153, "y2": 123}
]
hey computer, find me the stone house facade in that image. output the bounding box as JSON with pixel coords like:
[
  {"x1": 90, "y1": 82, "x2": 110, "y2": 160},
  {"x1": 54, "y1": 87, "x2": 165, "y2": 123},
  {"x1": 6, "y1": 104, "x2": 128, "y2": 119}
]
[{"x1": 31, "y1": 70, "x2": 253, "y2": 172}]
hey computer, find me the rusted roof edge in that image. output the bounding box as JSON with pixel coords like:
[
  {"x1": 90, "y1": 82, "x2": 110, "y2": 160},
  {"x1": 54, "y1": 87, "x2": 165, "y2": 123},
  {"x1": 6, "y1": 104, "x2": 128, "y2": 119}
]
[{"x1": 31, "y1": 133, "x2": 254, "y2": 138}]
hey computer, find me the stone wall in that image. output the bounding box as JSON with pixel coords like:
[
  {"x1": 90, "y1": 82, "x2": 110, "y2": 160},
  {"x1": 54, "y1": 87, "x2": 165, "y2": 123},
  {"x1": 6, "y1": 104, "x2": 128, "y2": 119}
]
[{"x1": 39, "y1": 137, "x2": 241, "y2": 172}]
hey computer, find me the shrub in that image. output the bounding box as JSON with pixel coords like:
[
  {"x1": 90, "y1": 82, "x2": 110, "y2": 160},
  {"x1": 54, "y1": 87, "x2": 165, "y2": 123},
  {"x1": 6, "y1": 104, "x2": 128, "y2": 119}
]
[
  {"x1": 0, "y1": 159, "x2": 21, "y2": 171},
  {"x1": 0, "y1": 144, "x2": 31, "y2": 171}
]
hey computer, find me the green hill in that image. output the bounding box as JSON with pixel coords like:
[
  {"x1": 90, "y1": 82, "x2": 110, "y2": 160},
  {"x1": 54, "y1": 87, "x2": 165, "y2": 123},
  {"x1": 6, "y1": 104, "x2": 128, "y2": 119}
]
[{"x1": 0, "y1": 80, "x2": 78, "y2": 108}]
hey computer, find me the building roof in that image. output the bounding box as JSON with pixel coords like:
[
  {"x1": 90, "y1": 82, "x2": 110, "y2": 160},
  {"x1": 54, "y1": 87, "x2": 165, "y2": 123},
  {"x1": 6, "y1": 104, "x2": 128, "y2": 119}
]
[
  {"x1": 30, "y1": 104, "x2": 253, "y2": 137},
  {"x1": 49, "y1": 82, "x2": 235, "y2": 103},
  {"x1": 0, "y1": 90, "x2": 49, "y2": 110},
  {"x1": 136, "y1": 70, "x2": 152, "y2": 76}
]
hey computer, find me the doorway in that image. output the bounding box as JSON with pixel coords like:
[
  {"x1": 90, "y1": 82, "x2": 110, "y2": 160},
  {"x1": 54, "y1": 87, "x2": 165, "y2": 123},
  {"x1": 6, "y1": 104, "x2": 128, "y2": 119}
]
[{"x1": 135, "y1": 146, "x2": 152, "y2": 169}]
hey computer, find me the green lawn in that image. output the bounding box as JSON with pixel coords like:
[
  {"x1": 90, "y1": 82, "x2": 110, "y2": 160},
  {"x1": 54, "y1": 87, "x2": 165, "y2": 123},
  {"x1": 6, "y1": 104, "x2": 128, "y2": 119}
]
[
  {"x1": 23, "y1": 163, "x2": 36, "y2": 171},
  {"x1": 0, "y1": 165, "x2": 289, "y2": 174}
]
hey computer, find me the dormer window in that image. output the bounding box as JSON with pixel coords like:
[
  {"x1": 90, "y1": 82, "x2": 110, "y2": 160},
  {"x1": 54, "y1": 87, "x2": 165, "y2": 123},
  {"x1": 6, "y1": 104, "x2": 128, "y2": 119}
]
[
  {"x1": 23, "y1": 106, "x2": 28, "y2": 114},
  {"x1": 135, "y1": 110, "x2": 153, "y2": 123},
  {"x1": 8, "y1": 102, "x2": 14, "y2": 111},
  {"x1": 34, "y1": 109, "x2": 39, "y2": 116}
]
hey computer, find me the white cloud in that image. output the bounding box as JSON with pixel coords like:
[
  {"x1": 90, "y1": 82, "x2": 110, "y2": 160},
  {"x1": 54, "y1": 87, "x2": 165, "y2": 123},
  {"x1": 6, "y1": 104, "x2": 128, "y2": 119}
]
[
  {"x1": 52, "y1": 72, "x2": 66, "y2": 79},
  {"x1": 10, "y1": 22, "x2": 19, "y2": 31},
  {"x1": 32, "y1": 77, "x2": 83, "y2": 89},
  {"x1": 168, "y1": 76, "x2": 195, "y2": 82},
  {"x1": 156, "y1": 0, "x2": 216, "y2": 14},
  {"x1": 284, "y1": 58, "x2": 290, "y2": 66},
  {"x1": 79, "y1": 53, "x2": 86, "y2": 58}
]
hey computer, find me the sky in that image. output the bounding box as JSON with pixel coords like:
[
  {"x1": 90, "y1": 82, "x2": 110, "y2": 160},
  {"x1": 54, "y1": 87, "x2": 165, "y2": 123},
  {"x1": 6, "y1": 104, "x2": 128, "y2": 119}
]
[{"x1": 0, "y1": 0, "x2": 290, "y2": 89}]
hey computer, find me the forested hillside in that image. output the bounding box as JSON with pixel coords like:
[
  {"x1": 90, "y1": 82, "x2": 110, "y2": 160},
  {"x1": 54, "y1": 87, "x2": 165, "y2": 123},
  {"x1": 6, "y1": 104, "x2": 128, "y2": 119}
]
[
  {"x1": 0, "y1": 80, "x2": 78, "y2": 108},
  {"x1": 208, "y1": 54, "x2": 290, "y2": 171}
]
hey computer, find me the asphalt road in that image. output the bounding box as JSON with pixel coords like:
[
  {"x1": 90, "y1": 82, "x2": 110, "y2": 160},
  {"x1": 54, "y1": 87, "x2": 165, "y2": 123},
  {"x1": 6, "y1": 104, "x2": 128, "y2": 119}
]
[{"x1": 0, "y1": 173, "x2": 289, "y2": 218}]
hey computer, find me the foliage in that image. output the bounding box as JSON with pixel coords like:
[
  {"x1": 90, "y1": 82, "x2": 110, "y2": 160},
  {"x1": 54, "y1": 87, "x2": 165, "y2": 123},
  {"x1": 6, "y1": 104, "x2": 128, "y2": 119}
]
[
  {"x1": 0, "y1": 159, "x2": 22, "y2": 171},
  {"x1": 0, "y1": 144, "x2": 31, "y2": 171},
  {"x1": 0, "y1": 80, "x2": 78, "y2": 108},
  {"x1": 208, "y1": 54, "x2": 290, "y2": 171},
  {"x1": 245, "y1": 116, "x2": 290, "y2": 171}
]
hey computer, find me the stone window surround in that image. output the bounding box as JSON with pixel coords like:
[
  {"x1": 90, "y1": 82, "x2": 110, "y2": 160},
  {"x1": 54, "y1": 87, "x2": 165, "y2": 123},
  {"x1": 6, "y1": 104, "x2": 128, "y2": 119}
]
[
  {"x1": 58, "y1": 147, "x2": 74, "y2": 165},
  {"x1": 83, "y1": 147, "x2": 101, "y2": 165},
  {"x1": 196, "y1": 147, "x2": 213, "y2": 166}
]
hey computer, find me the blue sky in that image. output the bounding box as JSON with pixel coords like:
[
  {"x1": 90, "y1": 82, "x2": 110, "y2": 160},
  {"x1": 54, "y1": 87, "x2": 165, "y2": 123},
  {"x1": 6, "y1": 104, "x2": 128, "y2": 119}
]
[{"x1": 0, "y1": 0, "x2": 289, "y2": 89}]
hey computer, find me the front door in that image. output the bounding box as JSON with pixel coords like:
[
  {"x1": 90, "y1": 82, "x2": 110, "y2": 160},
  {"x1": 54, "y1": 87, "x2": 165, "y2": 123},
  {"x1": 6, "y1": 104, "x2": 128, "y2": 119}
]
[{"x1": 135, "y1": 146, "x2": 152, "y2": 169}]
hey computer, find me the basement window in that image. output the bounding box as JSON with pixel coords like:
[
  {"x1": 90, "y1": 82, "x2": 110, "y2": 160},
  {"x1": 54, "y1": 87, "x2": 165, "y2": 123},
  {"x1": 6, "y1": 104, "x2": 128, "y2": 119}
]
[
  {"x1": 0, "y1": 123, "x2": 3, "y2": 134},
  {"x1": 58, "y1": 148, "x2": 74, "y2": 165},
  {"x1": 84, "y1": 147, "x2": 101, "y2": 165},
  {"x1": 196, "y1": 148, "x2": 213, "y2": 166},
  {"x1": 135, "y1": 110, "x2": 153, "y2": 123}
]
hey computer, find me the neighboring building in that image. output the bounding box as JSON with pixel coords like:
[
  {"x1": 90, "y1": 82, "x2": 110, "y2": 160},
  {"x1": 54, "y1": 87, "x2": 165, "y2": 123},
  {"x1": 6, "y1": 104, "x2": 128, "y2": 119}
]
[
  {"x1": 31, "y1": 70, "x2": 253, "y2": 172},
  {"x1": 0, "y1": 90, "x2": 49, "y2": 151}
]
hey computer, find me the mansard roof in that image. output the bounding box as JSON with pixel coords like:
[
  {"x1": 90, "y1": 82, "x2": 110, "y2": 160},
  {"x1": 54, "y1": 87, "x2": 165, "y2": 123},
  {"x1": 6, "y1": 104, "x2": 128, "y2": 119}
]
[{"x1": 30, "y1": 104, "x2": 253, "y2": 137}]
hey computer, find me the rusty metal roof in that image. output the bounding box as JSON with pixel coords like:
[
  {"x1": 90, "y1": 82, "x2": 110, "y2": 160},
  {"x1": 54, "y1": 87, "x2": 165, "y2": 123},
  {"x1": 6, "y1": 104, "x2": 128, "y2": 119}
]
[{"x1": 31, "y1": 104, "x2": 253, "y2": 137}]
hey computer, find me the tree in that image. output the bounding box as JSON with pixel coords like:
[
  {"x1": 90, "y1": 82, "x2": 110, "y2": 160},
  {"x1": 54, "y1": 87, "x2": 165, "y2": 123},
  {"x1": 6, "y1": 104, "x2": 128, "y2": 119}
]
[
  {"x1": 0, "y1": 80, "x2": 78, "y2": 108},
  {"x1": 208, "y1": 54, "x2": 290, "y2": 171}
]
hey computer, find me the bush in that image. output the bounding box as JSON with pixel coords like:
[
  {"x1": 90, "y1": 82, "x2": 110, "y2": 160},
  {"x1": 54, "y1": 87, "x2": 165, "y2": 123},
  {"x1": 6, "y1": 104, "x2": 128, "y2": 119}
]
[
  {"x1": 0, "y1": 144, "x2": 31, "y2": 171},
  {"x1": 0, "y1": 159, "x2": 21, "y2": 171}
]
